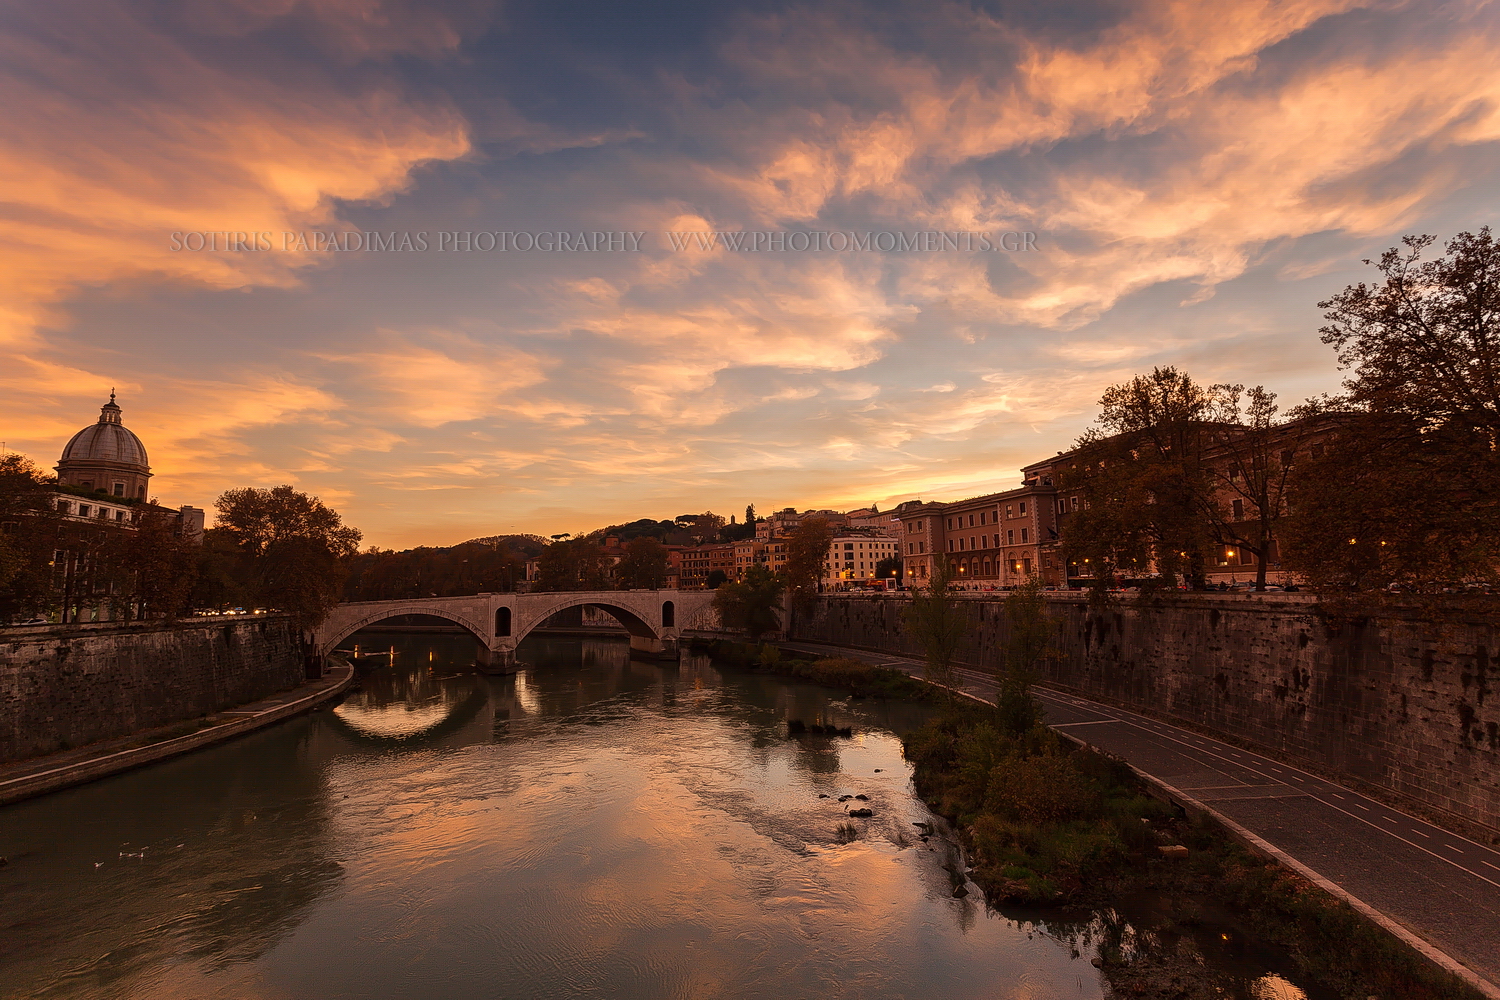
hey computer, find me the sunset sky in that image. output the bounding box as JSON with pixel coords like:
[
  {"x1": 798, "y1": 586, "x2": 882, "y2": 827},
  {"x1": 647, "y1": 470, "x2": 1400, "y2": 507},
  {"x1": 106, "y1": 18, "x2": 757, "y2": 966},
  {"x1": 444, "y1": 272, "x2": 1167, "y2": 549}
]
[{"x1": 4, "y1": 0, "x2": 1500, "y2": 548}]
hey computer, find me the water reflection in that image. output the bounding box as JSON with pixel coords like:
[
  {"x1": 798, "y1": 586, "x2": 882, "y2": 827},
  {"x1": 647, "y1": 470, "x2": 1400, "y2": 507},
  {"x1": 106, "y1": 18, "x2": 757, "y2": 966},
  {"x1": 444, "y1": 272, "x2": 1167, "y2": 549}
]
[{"x1": 0, "y1": 632, "x2": 1329, "y2": 1000}]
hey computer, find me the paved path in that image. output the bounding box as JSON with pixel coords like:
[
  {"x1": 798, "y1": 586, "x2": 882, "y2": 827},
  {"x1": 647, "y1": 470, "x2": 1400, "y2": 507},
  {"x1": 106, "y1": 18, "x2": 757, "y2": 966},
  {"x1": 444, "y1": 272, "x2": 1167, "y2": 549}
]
[{"x1": 778, "y1": 639, "x2": 1500, "y2": 997}]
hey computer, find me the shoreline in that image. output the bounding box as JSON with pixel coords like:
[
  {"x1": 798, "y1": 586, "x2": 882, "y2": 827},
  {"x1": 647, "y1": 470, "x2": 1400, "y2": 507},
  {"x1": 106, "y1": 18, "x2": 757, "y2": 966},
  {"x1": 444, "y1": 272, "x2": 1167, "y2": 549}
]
[
  {"x1": 717, "y1": 636, "x2": 1500, "y2": 1000},
  {"x1": 0, "y1": 662, "x2": 356, "y2": 807}
]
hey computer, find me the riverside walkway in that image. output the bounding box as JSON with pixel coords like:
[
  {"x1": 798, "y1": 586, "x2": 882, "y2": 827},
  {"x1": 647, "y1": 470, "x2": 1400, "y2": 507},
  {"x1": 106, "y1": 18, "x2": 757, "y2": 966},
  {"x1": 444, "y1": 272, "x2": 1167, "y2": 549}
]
[
  {"x1": 778, "y1": 638, "x2": 1500, "y2": 999},
  {"x1": 0, "y1": 663, "x2": 354, "y2": 806}
]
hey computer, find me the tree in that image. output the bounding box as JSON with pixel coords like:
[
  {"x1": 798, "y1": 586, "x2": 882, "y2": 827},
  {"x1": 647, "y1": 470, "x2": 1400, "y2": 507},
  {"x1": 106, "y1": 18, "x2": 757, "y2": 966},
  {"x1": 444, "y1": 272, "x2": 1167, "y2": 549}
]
[
  {"x1": 535, "y1": 536, "x2": 608, "y2": 591},
  {"x1": 117, "y1": 509, "x2": 197, "y2": 620},
  {"x1": 1319, "y1": 228, "x2": 1500, "y2": 438},
  {"x1": 713, "y1": 563, "x2": 784, "y2": 640},
  {"x1": 705, "y1": 568, "x2": 728, "y2": 590},
  {"x1": 1282, "y1": 229, "x2": 1500, "y2": 591},
  {"x1": 997, "y1": 578, "x2": 1048, "y2": 734},
  {"x1": 1201, "y1": 385, "x2": 1321, "y2": 590},
  {"x1": 0, "y1": 454, "x2": 61, "y2": 621},
  {"x1": 215, "y1": 486, "x2": 361, "y2": 560},
  {"x1": 901, "y1": 555, "x2": 969, "y2": 695},
  {"x1": 213, "y1": 486, "x2": 361, "y2": 629},
  {"x1": 616, "y1": 536, "x2": 670, "y2": 589},
  {"x1": 1061, "y1": 367, "x2": 1214, "y2": 593},
  {"x1": 191, "y1": 527, "x2": 253, "y2": 612},
  {"x1": 783, "y1": 516, "x2": 834, "y2": 609},
  {"x1": 874, "y1": 554, "x2": 903, "y2": 585}
]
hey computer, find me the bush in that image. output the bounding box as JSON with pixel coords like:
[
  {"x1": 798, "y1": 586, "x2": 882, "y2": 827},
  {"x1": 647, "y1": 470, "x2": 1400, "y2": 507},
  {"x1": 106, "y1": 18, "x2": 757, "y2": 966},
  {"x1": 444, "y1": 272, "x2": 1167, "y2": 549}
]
[{"x1": 985, "y1": 752, "x2": 1101, "y2": 824}]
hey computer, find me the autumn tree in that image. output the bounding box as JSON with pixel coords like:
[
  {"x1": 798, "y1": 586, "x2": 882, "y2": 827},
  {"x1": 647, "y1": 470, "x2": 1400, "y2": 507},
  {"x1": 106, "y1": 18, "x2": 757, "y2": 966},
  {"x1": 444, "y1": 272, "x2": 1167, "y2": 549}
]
[
  {"x1": 535, "y1": 536, "x2": 608, "y2": 591},
  {"x1": 1282, "y1": 229, "x2": 1500, "y2": 591},
  {"x1": 1061, "y1": 367, "x2": 1215, "y2": 592},
  {"x1": 0, "y1": 454, "x2": 61, "y2": 621},
  {"x1": 901, "y1": 555, "x2": 969, "y2": 695},
  {"x1": 713, "y1": 563, "x2": 784, "y2": 640},
  {"x1": 783, "y1": 515, "x2": 834, "y2": 609},
  {"x1": 996, "y1": 578, "x2": 1048, "y2": 734},
  {"x1": 213, "y1": 486, "x2": 361, "y2": 630},
  {"x1": 1200, "y1": 386, "x2": 1324, "y2": 590},
  {"x1": 616, "y1": 536, "x2": 671, "y2": 589},
  {"x1": 117, "y1": 509, "x2": 198, "y2": 620}
]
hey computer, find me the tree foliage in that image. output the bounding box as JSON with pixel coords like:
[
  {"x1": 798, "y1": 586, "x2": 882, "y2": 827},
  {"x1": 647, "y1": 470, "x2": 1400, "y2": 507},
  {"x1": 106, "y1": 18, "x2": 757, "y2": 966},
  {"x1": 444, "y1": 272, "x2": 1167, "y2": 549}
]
[
  {"x1": 212, "y1": 485, "x2": 361, "y2": 629},
  {"x1": 0, "y1": 454, "x2": 61, "y2": 621},
  {"x1": 345, "y1": 540, "x2": 523, "y2": 601},
  {"x1": 783, "y1": 515, "x2": 834, "y2": 608},
  {"x1": 535, "y1": 536, "x2": 608, "y2": 591},
  {"x1": 997, "y1": 578, "x2": 1048, "y2": 734},
  {"x1": 1280, "y1": 230, "x2": 1500, "y2": 592},
  {"x1": 1061, "y1": 367, "x2": 1213, "y2": 591},
  {"x1": 713, "y1": 563, "x2": 784, "y2": 640},
  {"x1": 616, "y1": 536, "x2": 671, "y2": 589},
  {"x1": 901, "y1": 555, "x2": 969, "y2": 695}
]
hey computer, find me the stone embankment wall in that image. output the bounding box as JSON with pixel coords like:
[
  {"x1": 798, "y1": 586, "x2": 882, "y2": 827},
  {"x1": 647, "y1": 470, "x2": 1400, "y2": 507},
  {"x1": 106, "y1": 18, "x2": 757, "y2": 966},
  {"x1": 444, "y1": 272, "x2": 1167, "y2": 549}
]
[
  {"x1": 794, "y1": 594, "x2": 1500, "y2": 834},
  {"x1": 0, "y1": 616, "x2": 304, "y2": 763}
]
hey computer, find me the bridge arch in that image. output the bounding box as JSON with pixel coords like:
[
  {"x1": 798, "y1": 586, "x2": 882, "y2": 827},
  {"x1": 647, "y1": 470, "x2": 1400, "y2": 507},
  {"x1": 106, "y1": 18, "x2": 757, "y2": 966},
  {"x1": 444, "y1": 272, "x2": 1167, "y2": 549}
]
[
  {"x1": 511, "y1": 596, "x2": 659, "y2": 646},
  {"x1": 319, "y1": 606, "x2": 490, "y2": 655}
]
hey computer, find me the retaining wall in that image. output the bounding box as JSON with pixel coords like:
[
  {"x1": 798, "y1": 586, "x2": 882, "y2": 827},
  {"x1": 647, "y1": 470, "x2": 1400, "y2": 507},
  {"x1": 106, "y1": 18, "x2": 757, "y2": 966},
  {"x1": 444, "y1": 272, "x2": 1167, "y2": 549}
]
[
  {"x1": 0, "y1": 616, "x2": 304, "y2": 763},
  {"x1": 794, "y1": 594, "x2": 1500, "y2": 833}
]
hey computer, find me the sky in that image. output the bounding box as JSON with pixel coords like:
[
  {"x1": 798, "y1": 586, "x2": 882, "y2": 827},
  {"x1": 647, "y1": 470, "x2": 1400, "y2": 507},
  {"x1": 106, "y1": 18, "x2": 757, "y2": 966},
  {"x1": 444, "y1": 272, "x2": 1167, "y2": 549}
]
[{"x1": 3, "y1": 0, "x2": 1500, "y2": 549}]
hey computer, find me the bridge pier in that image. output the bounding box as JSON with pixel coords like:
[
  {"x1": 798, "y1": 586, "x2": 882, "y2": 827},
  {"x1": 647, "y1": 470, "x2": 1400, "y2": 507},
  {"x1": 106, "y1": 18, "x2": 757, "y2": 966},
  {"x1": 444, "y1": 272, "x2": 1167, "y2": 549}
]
[{"x1": 476, "y1": 643, "x2": 517, "y2": 674}]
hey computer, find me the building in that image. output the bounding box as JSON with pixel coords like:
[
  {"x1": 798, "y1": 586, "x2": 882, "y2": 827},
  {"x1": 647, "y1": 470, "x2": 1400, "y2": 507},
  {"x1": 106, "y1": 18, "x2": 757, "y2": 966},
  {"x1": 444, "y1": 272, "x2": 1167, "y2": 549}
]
[
  {"x1": 822, "y1": 532, "x2": 901, "y2": 589},
  {"x1": 845, "y1": 505, "x2": 899, "y2": 536},
  {"x1": 49, "y1": 394, "x2": 205, "y2": 541},
  {"x1": 677, "y1": 542, "x2": 736, "y2": 588},
  {"x1": 895, "y1": 483, "x2": 1064, "y2": 591}
]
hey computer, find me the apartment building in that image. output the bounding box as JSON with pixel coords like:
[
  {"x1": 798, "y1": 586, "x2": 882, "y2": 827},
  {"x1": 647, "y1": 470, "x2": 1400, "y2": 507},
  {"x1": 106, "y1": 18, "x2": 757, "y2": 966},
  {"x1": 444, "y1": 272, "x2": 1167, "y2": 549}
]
[
  {"x1": 823, "y1": 532, "x2": 900, "y2": 589},
  {"x1": 676, "y1": 542, "x2": 736, "y2": 588}
]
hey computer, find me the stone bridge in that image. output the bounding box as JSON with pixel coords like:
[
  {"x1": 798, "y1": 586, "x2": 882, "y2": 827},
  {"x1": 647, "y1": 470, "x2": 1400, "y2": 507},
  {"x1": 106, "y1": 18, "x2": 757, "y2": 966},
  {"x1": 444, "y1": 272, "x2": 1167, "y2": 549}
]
[{"x1": 312, "y1": 590, "x2": 719, "y2": 671}]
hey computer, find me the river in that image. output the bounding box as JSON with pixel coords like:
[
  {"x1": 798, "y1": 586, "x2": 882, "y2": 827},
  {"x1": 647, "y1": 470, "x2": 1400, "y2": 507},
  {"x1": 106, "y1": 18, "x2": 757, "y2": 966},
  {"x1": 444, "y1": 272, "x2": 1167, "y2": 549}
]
[{"x1": 0, "y1": 632, "x2": 1328, "y2": 999}]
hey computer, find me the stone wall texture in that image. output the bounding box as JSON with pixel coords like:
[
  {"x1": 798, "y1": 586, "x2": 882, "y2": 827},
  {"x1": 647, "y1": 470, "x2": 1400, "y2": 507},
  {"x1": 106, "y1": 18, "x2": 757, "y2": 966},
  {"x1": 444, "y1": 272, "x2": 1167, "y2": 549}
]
[
  {"x1": 0, "y1": 617, "x2": 304, "y2": 763},
  {"x1": 794, "y1": 594, "x2": 1500, "y2": 833}
]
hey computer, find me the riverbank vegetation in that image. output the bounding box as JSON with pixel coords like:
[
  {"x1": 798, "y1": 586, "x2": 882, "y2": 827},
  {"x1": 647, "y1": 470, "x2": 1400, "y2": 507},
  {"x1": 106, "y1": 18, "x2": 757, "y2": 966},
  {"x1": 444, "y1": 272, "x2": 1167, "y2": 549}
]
[
  {"x1": 697, "y1": 639, "x2": 939, "y2": 702},
  {"x1": 904, "y1": 701, "x2": 1485, "y2": 1000}
]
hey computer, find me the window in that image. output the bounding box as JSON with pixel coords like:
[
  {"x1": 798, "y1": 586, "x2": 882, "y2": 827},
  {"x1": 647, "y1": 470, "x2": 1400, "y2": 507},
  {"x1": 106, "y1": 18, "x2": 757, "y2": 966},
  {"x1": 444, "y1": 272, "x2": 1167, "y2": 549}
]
[
  {"x1": 918, "y1": 541, "x2": 925, "y2": 553},
  {"x1": 947, "y1": 540, "x2": 954, "y2": 552},
  {"x1": 56, "y1": 500, "x2": 70, "y2": 513},
  {"x1": 968, "y1": 514, "x2": 975, "y2": 527},
  {"x1": 1007, "y1": 529, "x2": 1015, "y2": 544},
  {"x1": 112, "y1": 482, "x2": 125, "y2": 496},
  {"x1": 958, "y1": 538, "x2": 965, "y2": 551},
  {"x1": 1232, "y1": 499, "x2": 1244, "y2": 520},
  {"x1": 115, "y1": 511, "x2": 125, "y2": 521},
  {"x1": 970, "y1": 536, "x2": 976, "y2": 550},
  {"x1": 947, "y1": 517, "x2": 954, "y2": 530},
  {"x1": 1021, "y1": 528, "x2": 1029, "y2": 542},
  {"x1": 1019, "y1": 502, "x2": 1027, "y2": 515},
  {"x1": 979, "y1": 511, "x2": 986, "y2": 525},
  {"x1": 1006, "y1": 504, "x2": 1013, "y2": 516},
  {"x1": 78, "y1": 504, "x2": 90, "y2": 517},
  {"x1": 1071, "y1": 497, "x2": 1079, "y2": 511}
]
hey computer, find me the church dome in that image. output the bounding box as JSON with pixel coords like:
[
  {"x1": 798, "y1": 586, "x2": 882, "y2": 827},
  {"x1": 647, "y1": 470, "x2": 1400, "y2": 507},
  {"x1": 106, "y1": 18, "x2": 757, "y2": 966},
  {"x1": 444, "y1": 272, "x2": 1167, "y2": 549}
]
[{"x1": 60, "y1": 395, "x2": 149, "y2": 468}]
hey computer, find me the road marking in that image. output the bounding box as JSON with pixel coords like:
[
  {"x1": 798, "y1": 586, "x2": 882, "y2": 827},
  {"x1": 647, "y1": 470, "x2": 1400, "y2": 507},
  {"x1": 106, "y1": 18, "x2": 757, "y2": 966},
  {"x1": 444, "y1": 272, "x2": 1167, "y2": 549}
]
[
  {"x1": 1329, "y1": 793, "x2": 1345, "y2": 799},
  {"x1": 1445, "y1": 844, "x2": 1465, "y2": 854},
  {"x1": 1411, "y1": 829, "x2": 1431, "y2": 838},
  {"x1": 1032, "y1": 686, "x2": 1500, "y2": 892}
]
